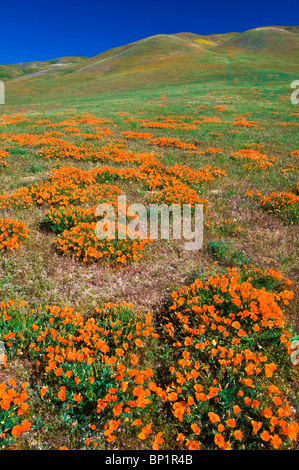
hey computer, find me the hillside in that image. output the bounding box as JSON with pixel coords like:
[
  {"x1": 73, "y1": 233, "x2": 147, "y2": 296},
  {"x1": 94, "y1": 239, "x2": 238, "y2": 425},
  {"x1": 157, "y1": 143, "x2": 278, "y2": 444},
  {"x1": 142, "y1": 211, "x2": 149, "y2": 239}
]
[
  {"x1": 1, "y1": 25, "x2": 298, "y2": 104},
  {"x1": 0, "y1": 56, "x2": 87, "y2": 80},
  {"x1": 214, "y1": 27, "x2": 299, "y2": 54}
]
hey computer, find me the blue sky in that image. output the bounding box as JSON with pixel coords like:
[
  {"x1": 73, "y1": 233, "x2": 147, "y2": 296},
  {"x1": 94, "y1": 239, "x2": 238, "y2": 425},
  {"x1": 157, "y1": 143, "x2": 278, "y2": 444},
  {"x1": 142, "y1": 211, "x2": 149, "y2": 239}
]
[{"x1": 1, "y1": 0, "x2": 298, "y2": 63}]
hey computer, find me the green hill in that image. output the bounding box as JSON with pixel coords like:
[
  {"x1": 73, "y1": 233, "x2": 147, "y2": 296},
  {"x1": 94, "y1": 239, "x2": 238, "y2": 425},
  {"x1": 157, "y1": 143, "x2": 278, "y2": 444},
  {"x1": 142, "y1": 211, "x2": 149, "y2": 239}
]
[
  {"x1": 0, "y1": 56, "x2": 87, "y2": 81},
  {"x1": 214, "y1": 27, "x2": 299, "y2": 54},
  {"x1": 212, "y1": 27, "x2": 299, "y2": 75},
  {"x1": 2, "y1": 25, "x2": 298, "y2": 104}
]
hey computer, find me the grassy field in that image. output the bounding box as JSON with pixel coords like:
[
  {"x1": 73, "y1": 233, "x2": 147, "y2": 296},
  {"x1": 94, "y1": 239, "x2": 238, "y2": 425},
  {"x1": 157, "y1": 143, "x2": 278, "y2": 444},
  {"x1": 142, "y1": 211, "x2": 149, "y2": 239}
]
[{"x1": 0, "y1": 42, "x2": 299, "y2": 450}]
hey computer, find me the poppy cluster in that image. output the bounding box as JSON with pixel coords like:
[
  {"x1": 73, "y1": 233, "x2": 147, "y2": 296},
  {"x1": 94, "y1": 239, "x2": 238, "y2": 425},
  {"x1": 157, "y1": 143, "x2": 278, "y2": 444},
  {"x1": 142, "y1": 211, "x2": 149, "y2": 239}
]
[
  {"x1": 160, "y1": 267, "x2": 298, "y2": 450},
  {"x1": 0, "y1": 380, "x2": 31, "y2": 450},
  {"x1": 0, "y1": 149, "x2": 10, "y2": 167},
  {"x1": 0, "y1": 218, "x2": 28, "y2": 251},
  {"x1": 231, "y1": 149, "x2": 278, "y2": 171},
  {"x1": 247, "y1": 190, "x2": 299, "y2": 223},
  {"x1": 0, "y1": 300, "x2": 161, "y2": 449},
  {"x1": 0, "y1": 266, "x2": 297, "y2": 450}
]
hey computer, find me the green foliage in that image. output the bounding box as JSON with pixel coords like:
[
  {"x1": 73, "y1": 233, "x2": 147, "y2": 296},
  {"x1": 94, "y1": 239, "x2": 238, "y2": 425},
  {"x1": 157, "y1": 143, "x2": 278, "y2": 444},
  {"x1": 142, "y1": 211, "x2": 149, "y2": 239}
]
[
  {"x1": 26, "y1": 164, "x2": 46, "y2": 173},
  {"x1": 207, "y1": 239, "x2": 250, "y2": 266},
  {"x1": 40, "y1": 206, "x2": 96, "y2": 234}
]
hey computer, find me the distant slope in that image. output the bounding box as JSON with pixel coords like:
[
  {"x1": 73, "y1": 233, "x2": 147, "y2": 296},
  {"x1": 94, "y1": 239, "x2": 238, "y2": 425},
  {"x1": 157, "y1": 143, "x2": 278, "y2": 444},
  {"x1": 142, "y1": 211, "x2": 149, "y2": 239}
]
[
  {"x1": 74, "y1": 35, "x2": 204, "y2": 73},
  {"x1": 214, "y1": 27, "x2": 299, "y2": 54},
  {"x1": 0, "y1": 56, "x2": 87, "y2": 80},
  {"x1": 212, "y1": 26, "x2": 299, "y2": 75},
  {"x1": 5, "y1": 34, "x2": 228, "y2": 103},
  {"x1": 173, "y1": 31, "x2": 239, "y2": 47},
  {"x1": 2, "y1": 25, "x2": 299, "y2": 104},
  {"x1": 273, "y1": 25, "x2": 299, "y2": 34}
]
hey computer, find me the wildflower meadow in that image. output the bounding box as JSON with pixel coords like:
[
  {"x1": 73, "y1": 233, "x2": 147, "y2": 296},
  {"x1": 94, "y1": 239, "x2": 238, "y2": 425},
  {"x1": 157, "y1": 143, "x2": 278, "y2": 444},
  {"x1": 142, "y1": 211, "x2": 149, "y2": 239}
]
[{"x1": 0, "y1": 19, "x2": 298, "y2": 453}]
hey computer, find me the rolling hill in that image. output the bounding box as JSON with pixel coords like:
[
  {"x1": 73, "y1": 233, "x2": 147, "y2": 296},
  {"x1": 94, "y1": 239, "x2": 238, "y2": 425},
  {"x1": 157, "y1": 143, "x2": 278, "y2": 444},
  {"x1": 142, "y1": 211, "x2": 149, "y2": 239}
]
[
  {"x1": 1, "y1": 25, "x2": 298, "y2": 104},
  {"x1": 214, "y1": 27, "x2": 299, "y2": 56}
]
